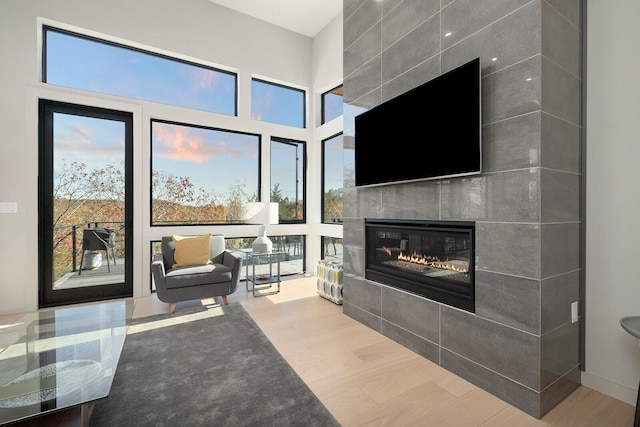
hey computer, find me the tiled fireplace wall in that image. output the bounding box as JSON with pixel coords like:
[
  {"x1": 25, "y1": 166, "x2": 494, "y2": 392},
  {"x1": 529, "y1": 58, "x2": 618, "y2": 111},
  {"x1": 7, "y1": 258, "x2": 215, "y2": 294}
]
[{"x1": 341, "y1": 0, "x2": 582, "y2": 418}]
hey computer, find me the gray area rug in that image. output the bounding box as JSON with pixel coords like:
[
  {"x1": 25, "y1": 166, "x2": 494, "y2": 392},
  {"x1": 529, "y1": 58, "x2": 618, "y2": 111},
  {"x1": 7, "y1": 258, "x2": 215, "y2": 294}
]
[{"x1": 89, "y1": 303, "x2": 340, "y2": 426}]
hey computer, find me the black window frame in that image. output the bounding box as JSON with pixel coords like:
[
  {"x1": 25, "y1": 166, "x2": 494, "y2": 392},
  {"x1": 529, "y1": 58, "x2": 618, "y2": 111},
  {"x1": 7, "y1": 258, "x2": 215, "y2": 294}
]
[
  {"x1": 320, "y1": 236, "x2": 343, "y2": 261},
  {"x1": 270, "y1": 136, "x2": 306, "y2": 224},
  {"x1": 321, "y1": 84, "x2": 343, "y2": 125},
  {"x1": 39, "y1": 99, "x2": 134, "y2": 307},
  {"x1": 251, "y1": 77, "x2": 306, "y2": 128},
  {"x1": 150, "y1": 118, "x2": 262, "y2": 227},
  {"x1": 321, "y1": 132, "x2": 344, "y2": 225},
  {"x1": 42, "y1": 25, "x2": 238, "y2": 116}
]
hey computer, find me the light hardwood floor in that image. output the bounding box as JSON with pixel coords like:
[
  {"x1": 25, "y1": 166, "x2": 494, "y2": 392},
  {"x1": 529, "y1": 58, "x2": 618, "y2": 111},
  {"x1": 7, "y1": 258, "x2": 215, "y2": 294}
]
[{"x1": 1, "y1": 277, "x2": 635, "y2": 426}]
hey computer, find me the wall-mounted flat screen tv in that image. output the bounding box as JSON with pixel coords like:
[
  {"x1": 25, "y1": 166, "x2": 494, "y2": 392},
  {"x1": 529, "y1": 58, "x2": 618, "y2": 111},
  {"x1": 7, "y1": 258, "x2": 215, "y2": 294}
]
[{"x1": 355, "y1": 57, "x2": 481, "y2": 187}]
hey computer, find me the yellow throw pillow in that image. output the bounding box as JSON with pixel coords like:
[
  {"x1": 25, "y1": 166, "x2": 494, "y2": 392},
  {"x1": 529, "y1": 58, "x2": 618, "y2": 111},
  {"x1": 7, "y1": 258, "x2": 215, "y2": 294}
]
[{"x1": 172, "y1": 234, "x2": 212, "y2": 268}]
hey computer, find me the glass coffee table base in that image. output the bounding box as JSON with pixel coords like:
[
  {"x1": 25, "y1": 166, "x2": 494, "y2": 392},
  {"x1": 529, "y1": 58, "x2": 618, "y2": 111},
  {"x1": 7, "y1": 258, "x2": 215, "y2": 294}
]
[{"x1": 6, "y1": 402, "x2": 93, "y2": 426}]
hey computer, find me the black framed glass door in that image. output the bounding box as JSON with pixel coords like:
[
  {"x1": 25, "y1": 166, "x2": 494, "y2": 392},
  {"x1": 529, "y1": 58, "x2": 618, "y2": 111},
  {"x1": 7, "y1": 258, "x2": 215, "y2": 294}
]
[{"x1": 39, "y1": 100, "x2": 133, "y2": 307}]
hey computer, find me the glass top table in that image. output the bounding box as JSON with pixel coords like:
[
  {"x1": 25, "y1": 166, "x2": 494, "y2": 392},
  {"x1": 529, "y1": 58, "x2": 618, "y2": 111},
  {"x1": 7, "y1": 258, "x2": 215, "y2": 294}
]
[{"x1": 0, "y1": 300, "x2": 134, "y2": 425}]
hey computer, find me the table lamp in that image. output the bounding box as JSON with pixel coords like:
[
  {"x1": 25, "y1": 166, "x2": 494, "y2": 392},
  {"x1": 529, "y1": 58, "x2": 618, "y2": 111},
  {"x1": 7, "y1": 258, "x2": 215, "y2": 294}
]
[{"x1": 246, "y1": 202, "x2": 279, "y2": 252}]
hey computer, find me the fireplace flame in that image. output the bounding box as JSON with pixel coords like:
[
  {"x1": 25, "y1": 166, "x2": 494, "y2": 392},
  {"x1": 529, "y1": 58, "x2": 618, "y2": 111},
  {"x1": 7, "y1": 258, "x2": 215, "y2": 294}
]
[
  {"x1": 397, "y1": 251, "x2": 439, "y2": 265},
  {"x1": 397, "y1": 251, "x2": 468, "y2": 274}
]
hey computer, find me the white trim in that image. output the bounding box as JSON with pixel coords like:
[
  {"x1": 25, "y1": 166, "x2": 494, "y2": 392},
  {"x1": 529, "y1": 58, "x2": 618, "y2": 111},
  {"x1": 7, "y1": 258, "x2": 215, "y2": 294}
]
[
  {"x1": 250, "y1": 73, "x2": 309, "y2": 92},
  {"x1": 581, "y1": 371, "x2": 637, "y2": 406}
]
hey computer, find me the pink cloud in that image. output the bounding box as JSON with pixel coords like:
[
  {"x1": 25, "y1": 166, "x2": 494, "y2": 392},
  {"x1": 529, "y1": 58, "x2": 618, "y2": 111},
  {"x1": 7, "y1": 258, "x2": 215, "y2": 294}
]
[
  {"x1": 154, "y1": 123, "x2": 208, "y2": 163},
  {"x1": 154, "y1": 122, "x2": 248, "y2": 163}
]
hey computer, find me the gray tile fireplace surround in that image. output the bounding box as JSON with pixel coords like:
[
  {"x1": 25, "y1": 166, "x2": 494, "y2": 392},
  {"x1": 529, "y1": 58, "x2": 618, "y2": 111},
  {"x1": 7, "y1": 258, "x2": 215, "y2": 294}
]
[{"x1": 341, "y1": 0, "x2": 582, "y2": 419}]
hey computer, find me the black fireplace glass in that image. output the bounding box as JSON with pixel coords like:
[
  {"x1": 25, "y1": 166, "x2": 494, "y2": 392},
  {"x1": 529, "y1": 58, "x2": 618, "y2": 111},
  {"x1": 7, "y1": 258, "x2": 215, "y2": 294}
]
[{"x1": 365, "y1": 219, "x2": 475, "y2": 312}]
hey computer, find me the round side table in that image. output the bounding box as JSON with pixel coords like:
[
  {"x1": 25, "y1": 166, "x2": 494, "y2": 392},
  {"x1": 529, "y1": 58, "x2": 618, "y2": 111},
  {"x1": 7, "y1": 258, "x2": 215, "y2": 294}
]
[{"x1": 620, "y1": 316, "x2": 640, "y2": 427}]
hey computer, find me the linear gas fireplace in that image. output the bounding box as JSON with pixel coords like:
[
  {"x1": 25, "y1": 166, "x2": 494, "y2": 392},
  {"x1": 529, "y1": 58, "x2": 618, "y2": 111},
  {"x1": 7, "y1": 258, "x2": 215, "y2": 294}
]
[{"x1": 365, "y1": 219, "x2": 475, "y2": 312}]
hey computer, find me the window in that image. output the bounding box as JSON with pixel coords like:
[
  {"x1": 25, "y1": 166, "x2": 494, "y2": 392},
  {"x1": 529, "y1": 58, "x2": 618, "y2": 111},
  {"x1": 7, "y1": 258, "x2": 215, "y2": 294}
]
[
  {"x1": 321, "y1": 236, "x2": 343, "y2": 261},
  {"x1": 321, "y1": 85, "x2": 343, "y2": 124},
  {"x1": 44, "y1": 26, "x2": 237, "y2": 115},
  {"x1": 322, "y1": 133, "x2": 344, "y2": 224},
  {"x1": 271, "y1": 138, "x2": 305, "y2": 223},
  {"x1": 273, "y1": 235, "x2": 305, "y2": 275},
  {"x1": 251, "y1": 78, "x2": 305, "y2": 128},
  {"x1": 151, "y1": 120, "x2": 260, "y2": 225}
]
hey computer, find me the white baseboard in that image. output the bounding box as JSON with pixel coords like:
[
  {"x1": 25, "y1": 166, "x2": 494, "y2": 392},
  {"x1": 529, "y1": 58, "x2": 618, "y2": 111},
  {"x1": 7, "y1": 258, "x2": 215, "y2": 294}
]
[{"x1": 581, "y1": 371, "x2": 637, "y2": 406}]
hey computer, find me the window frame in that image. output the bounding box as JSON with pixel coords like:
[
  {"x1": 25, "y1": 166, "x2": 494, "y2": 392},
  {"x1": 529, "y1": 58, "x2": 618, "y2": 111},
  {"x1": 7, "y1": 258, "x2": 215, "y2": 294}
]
[
  {"x1": 321, "y1": 84, "x2": 343, "y2": 125},
  {"x1": 321, "y1": 132, "x2": 344, "y2": 225},
  {"x1": 321, "y1": 236, "x2": 343, "y2": 261},
  {"x1": 150, "y1": 118, "x2": 262, "y2": 227},
  {"x1": 270, "y1": 136, "x2": 306, "y2": 224},
  {"x1": 251, "y1": 77, "x2": 306, "y2": 128},
  {"x1": 42, "y1": 25, "x2": 238, "y2": 116},
  {"x1": 39, "y1": 99, "x2": 134, "y2": 307}
]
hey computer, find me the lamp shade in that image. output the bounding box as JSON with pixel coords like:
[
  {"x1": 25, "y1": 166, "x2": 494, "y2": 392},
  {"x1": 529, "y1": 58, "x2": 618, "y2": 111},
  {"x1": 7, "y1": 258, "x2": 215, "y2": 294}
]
[{"x1": 246, "y1": 202, "x2": 279, "y2": 225}]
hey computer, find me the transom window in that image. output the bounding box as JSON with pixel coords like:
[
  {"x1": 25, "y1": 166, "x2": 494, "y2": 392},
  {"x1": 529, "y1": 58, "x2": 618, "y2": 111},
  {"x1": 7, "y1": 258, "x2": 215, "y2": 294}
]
[
  {"x1": 251, "y1": 78, "x2": 305, "y2": 128},
  {"x1": 43, "y1": 26, "x2": 237, "y2": 115},
  {"x1": 151, "y1": 120, "x2": 260, "y2": 226},
  {"x1": 321, "y1": 85, "x2": 343, "y2": 124}
]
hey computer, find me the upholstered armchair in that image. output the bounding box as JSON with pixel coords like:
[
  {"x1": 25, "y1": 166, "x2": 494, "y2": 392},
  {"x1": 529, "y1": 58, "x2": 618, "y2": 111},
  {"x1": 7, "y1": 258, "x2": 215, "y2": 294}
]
[{"x1": 151, "y1": 234, "x2": 242, "y2": 314}]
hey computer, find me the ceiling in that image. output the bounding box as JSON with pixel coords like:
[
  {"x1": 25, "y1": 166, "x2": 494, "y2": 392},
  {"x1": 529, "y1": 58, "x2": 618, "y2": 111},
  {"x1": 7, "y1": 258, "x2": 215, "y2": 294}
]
[{"x1": 207, "y1": 0, "x2": 342, "y2": 38}]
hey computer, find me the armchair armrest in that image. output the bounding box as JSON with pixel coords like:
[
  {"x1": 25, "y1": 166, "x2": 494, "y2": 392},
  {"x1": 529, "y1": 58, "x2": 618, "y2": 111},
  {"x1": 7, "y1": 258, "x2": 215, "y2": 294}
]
[
  {"x1": 222, "y1": 250, "x2": 241, "y2": 266},
  {"x1": 151, "y1": 253, "x2": 167, "y2": 289},
  {"x1": 222, "y1": 250, "x2": 243, "y2": 289}
]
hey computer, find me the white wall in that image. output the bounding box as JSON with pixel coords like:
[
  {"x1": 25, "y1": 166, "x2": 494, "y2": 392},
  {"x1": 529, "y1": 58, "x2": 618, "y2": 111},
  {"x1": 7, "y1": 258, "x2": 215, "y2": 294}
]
[
  {"x1": 583, "y1": 0, "x2": 640, "y2": 405},
  {"x1": 0, "y1": 0, "x2": 342, "y2": 314}
]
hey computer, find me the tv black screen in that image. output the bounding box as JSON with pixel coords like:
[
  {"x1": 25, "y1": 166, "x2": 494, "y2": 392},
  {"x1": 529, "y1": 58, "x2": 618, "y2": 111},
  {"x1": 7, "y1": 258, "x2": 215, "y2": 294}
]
[{"x1": 354, "y1": 57, "x2": 481, "y2": 187}]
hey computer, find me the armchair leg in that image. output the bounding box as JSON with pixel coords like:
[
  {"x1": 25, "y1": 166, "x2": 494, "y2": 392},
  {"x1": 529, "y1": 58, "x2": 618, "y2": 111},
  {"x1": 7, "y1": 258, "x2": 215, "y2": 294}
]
[
  {"x1": 221, "y1": 295, "x2": 229, "y2": 305},
  {"x1": 168, "y1": 303, "x2": 177, "y2": 315}
]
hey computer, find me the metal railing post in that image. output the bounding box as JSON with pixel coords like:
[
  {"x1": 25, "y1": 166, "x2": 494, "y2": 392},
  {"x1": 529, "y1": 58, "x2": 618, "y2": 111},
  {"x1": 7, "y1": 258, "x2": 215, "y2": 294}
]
[{"x1": 71, "y1": 225, "x2": 77, "y2": 272}]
